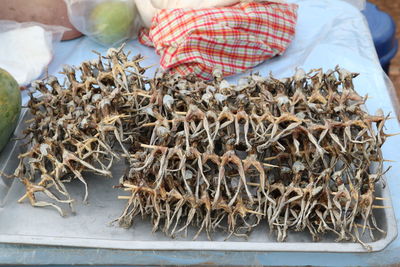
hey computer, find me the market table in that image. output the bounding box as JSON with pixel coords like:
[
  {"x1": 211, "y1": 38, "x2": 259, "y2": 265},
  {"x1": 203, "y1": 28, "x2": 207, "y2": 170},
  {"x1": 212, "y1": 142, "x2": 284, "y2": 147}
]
[{"x1": 1, "y1": 0, "x2": 400, "y2": 265}]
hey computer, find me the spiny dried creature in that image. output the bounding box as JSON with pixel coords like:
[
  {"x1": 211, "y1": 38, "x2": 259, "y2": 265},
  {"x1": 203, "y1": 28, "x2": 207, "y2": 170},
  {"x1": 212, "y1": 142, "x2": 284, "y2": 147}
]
[
  {"x1": 117, "y1": 66, "x2": 392, "y2": 250},
  {"x1": 12, "y1": 46, "x2": 151, "y2": 215},
  {"x1": 9, "y1": 46, "x2": 392, "y2": 250}
]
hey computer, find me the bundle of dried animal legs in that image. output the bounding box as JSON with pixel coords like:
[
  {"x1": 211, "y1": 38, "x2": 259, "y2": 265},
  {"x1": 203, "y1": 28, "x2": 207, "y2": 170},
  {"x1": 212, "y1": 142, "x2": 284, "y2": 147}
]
[
  {"x1": 117, "y1": 68, "x2": 391, "y2": 248},
  {"x1": 13, "y1": 47, "x2": 150, "y2": 215},
  {"x1": 11, "y1": 47, "x2": 391, "y2": 249}
]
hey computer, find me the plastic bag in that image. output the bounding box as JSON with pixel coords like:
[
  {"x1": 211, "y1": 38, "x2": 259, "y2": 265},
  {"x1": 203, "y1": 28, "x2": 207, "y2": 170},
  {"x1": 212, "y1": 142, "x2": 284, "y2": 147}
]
[
  {"x1": 65, "y1": 0, "x2": 141, "y2": 47},
  {"x1": 0, "y1": 20, "x2": 67, "y2": 86},
  {"x1": 341, "y1": 0, "x2": 366, "y2": 10},
  {"x1": 135, "y1": 0, "x2": 248, "y2": 29}
]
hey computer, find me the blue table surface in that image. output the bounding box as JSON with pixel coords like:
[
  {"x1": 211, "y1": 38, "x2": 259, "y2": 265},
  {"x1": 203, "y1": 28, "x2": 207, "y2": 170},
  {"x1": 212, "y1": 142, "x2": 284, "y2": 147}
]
[{"x1": 2, "y1": 0, "x2": 400, "y2": 265}]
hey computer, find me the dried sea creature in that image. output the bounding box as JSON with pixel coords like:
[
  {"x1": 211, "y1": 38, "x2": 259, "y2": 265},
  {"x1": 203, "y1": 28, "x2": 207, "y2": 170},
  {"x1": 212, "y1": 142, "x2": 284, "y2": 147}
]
[
  {"x1": 11, "y1": 47, "x2": 391, "y2": 250},
  {"x1": 12, "y1": 45, "x2": 150, "y2": 214},
  {"x1": 116, "y1": 66, "x2": 391, "y2": 250}
]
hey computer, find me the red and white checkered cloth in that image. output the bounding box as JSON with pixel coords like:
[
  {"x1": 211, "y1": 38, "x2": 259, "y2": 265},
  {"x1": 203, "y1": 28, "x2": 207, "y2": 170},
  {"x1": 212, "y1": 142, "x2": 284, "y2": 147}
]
[{"x1": 139, "y1": 1, "x2": 298, "y2": 80}]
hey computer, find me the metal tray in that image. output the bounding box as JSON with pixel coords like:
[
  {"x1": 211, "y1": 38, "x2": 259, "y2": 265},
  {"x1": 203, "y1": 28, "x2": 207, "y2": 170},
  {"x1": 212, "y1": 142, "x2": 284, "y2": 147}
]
[{"x1": 0, "y1": 109, "x2": 397, "y2": 252}]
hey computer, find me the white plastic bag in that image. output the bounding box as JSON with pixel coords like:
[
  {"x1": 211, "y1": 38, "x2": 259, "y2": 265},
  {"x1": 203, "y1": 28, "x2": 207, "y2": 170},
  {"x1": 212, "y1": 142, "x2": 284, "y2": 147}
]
[
  {"x1": 135, "y1": 0, "x2": 239, "y2": 28},
  {"x1": 0, "y1": 20, "x2": 67, "y2": 86},
  {"x1": 65, "y1": 0, "x2": 141, "y2": 47},
  {"x1": 341, "y1": 0, "x2": 366, "y2": 10}
]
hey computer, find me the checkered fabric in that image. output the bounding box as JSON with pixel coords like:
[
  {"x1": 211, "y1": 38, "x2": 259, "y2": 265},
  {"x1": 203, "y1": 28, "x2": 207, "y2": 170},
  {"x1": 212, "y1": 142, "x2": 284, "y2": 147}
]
[{"x1": 139, "y1": 1, "x2": 298, "y2": 80}]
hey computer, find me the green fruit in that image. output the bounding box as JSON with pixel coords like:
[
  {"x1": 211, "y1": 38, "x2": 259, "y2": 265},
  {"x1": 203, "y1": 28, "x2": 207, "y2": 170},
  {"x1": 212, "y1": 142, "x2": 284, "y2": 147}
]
[
  {"x1": 0, "y1": 68, "x2": 21, "y2": 152},
  {"x1": 90, "y1": 1, "x2": 136, "y2": 46}
]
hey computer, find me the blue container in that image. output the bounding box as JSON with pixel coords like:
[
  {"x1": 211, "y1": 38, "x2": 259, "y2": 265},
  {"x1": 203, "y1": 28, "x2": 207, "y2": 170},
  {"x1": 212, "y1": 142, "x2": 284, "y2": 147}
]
[{"x1": 362, "y1": 2, "x2": 398, "y2": 73}]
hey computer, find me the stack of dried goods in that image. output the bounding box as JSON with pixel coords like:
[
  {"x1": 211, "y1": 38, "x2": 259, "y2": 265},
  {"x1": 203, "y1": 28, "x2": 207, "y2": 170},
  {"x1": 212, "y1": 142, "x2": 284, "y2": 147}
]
[{"x1": 11, "y1": 47, "x2": 391, "y2": 249}]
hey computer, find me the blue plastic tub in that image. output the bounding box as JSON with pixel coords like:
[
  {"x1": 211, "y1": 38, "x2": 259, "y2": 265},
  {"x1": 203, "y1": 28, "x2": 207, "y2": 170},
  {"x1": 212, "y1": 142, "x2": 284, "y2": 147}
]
[{"x1": 362, "y1": 2, "x2": 398, "y2": 73}]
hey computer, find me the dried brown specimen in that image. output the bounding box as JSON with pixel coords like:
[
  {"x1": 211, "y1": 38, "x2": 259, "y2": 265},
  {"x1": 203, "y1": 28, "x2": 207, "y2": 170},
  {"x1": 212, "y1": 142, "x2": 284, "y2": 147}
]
[
  {"x1": 12, "y1": 47, "x2": 391, "y2": 250},
  {"x1": 13, "y1": 46, "x2": 149, "y2": 214}
]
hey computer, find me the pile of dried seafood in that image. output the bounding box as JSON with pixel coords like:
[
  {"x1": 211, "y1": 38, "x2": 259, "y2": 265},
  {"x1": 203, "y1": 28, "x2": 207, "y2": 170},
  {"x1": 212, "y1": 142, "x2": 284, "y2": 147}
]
[
  {"x1": 11, "y1": 46, "x2": 391, "y2": 248},
  {"x1": 12, "y1": 48, "x2": 149, "y2": 215}
]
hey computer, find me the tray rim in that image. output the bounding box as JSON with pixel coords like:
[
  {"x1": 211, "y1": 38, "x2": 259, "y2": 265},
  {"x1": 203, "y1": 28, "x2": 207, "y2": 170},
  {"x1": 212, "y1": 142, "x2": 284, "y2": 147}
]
[{"x1": 0, "y1": 109, "x2": 397, "y2": 253}]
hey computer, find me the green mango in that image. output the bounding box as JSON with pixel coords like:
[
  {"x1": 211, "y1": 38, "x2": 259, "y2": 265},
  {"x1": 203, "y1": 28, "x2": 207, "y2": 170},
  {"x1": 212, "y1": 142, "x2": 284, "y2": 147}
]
[
  {"x1": 0, "y1": 68, "x2": 21, "y2": 152},
  {"x1": 90, "y1": 1, "x2": 137, "y2": 46}
]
